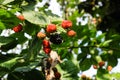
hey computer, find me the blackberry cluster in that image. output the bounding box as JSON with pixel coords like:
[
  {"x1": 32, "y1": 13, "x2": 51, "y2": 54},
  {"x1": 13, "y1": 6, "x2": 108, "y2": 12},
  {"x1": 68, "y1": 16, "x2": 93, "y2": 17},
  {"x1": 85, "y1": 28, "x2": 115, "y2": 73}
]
[{"x1": 50, "y1": 34, "x2": 63, "y2": 44}]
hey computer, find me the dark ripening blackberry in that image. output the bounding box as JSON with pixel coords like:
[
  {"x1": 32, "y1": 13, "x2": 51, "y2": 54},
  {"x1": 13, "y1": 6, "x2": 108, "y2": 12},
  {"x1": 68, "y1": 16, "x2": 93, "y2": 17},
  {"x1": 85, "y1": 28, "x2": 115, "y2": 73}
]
[{"x1": 50, "y1": 34, "x2": 63, "y2": 44}]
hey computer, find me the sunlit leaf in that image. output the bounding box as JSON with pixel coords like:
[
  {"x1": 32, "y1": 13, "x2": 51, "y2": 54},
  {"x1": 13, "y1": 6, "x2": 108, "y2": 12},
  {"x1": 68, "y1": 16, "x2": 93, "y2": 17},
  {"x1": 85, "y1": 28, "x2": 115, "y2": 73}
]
[
  {"x1": 57, "y1": 26, "x2": 66, "y2": 33},
  {"x1": 0, "y1": 0, "x2": 14, "y2": 5},
  {"x1": 0, "y1": 9, "x2": 20, "y2": 29},
  {"x1": 45, "y1": 11, "x2": 63, "y2": 23},
  {"x1": 23, "y1": 10, "x2": 50, "y2": 26},
  {"x1": 0, "y1": 57, "x2": 20, "y2": 69},
  {"x1": 99, "y1": 40, "x2": 112, "y2": 47}
]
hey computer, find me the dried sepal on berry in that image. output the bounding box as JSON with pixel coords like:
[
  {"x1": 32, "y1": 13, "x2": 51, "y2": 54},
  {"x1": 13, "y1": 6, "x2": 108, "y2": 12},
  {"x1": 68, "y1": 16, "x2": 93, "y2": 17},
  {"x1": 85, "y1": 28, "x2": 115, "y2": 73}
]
[
  {"x1": 37, "y1": 32, "x2": 46, "y2": 39},
  {"x1": 17, "y1": 14, "x2": 25, "y2": 21},
  {"x1": 98, "y1": 61, "x2": 105, "y2": 67},
  {"x1": 93, "y1": 65, "x2": 98, "y2": 69},
  {"x1": 107, "y1": 65, "x2": 112, "y2": 71},
  {"x1": 67, "y1": 30, "x2": 76, "y2": 37}
]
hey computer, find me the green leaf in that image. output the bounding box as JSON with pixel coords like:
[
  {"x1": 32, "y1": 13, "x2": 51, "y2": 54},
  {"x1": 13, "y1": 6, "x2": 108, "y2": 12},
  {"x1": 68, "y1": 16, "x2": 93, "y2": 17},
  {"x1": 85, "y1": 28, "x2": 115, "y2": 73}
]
[
  {"x1": 14, "y1": 66, "x2": 31, "y2": 72},
  {"x1": 0, "y1": 57, "x2": 20, "y2": 69},
  {"x1": 57, "y1": 26, "x2": 66, "y2": 33},
  {"x1": 111, "y1": 34, "x2": 120, "y2": 40},
  {"x1": 0, "y1": 9, "x2": 20, "y2": 29},
  {"x1": 22, "y1": 10, "x2": 50, "y2": 26},
  {"x1": 79, "y1": 58, "x2": 92, "y2": 71},
  {"x1": 111, "y1": 73, "x2": 120, "y2": 79},
  {"x1": 96, "y1": 33, "x2": 106, "y2": 43},
  {"x1": 77, "y1": 53, "x2": 87, "y2": 60},
  {"x1": 24, "y1": 21, "x2": 40, "y2": 35},
  {"x1": 7, "y1": 71, "x2": 25, "y2": 80},
  {"x1": 0, "y1": 36, "x2": 18, "y2": 51},
  {"x1": 100, "y1": 53, "x2": 109, "y2": 61},
  {"x1": 14, "y1": 62, "x2": 39, "y2": 72},
  {"x1": 73, "y1": 48, "x2": 78, "y2": 54},
  {"x1": 0, "y1": 0, "x2": 14, "y2": 5},
  {"x1": 0, "y1": 21, "x2": 5, "y2": 29},
  {"x1": 90, "y1": 28, "x2": 97, "y2": 38},
  {"x1": 10, "y1": 32, "x2": 28, "y2": 44},
  {"x1": 58, "y1": 59, "x2": 80, "y2": 80},
  {"x1": 57, "y1": 49, "x2": 73, "y2": 60},
  {"x1": 113, "y1": 50, "x2": 120, "y2": 58},
  {"x1": 26, "y1": 36, "x2": 42, "y2": 61},
  {"x1": 99, "y1": 40, "x2": 112, "y2": 47},
  {"x1": 7, "y1": 69, "x2": 45, "y2": 80},
  {"x1": 108, "y1": 55, "x2": 118, "y2": 67},
  {"x1": 0, "y1": 67, "x2": 8, "y2": 77},
  {"x1": 74, "y1": 40, "x2": 79, "y2": 47},
  {"x1": 0, "y1": 36, "x2": 15, "y2": 47},
  {"x1": 81, "y1": 47, "x2": 90, "y2": 54},
  {"x1": 80, "y1": 36, "x2": 90, "y2": 46},
  {"x1": 73, "y1": 41, "x2": 79, "y2": 54},
  {"x1": 96, "y1": 68, "x2": 110, "y2": 80},
  {"x1": 45, "y1": 11, "x2": 63, "y2": 23}
]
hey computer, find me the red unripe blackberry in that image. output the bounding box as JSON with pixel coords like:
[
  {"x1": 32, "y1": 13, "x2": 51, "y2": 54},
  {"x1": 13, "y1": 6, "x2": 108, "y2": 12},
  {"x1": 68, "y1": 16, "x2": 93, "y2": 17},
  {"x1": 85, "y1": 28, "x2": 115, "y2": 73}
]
[
  {"x1": 13, "y1": 24, "x2": 23, "y2": 32},
  {"x1": 46, "y1": 24, "x2": 57, "y2": 33},
  {"x1": 61, "y1": 20, "x2": 72, "y2": 29},
  {"x1": 43, "y1": 47, "x2": 51, "y2": 54},
  {"x1": 54, "y1": 72, "x2": 61, "y2": 79},
  {"x1": 42, "y1": 39, "x2": 50, "y2": 48}
]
